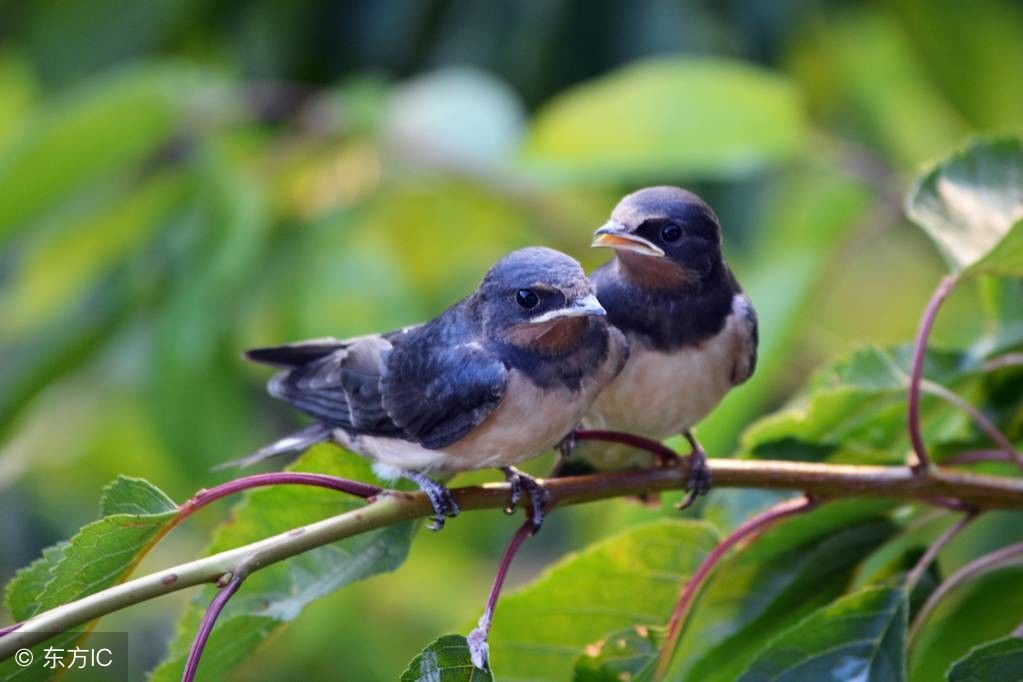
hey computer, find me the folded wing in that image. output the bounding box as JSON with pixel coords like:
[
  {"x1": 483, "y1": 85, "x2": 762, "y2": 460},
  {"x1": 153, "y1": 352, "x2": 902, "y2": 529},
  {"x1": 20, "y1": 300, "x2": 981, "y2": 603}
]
[{"x1": 248, "y1": 328, "x2": 508, "y2": 450}]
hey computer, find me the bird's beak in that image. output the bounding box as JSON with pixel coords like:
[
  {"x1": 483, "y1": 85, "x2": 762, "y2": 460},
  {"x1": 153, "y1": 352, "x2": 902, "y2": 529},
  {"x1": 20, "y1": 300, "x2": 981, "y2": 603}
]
[
  {"x1": 591, "y1": 221, "x2": 665, "y2": 257},
  {"x1": 528, "y1": 293, "x2": 605, "y2": 323}
]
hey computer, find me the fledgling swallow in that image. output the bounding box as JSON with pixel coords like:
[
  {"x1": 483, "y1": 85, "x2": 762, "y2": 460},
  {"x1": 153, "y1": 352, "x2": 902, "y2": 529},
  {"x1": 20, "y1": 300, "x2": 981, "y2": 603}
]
[
  {"x1": 579, "y1": 186, "x2": 758, "y2": 504},
  {"x1": 230, "y1": 247, "x2": 627, "y2": 531}
]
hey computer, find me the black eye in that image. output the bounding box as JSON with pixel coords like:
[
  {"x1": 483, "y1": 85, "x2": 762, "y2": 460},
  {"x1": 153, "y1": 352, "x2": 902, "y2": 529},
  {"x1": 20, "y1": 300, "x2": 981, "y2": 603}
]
[
  {"x1": 661, "y1": 223, "x2": 683, "y2": 243},
  {"x1": 515, "y1": 289, "x2": 540, "y2": 309}
]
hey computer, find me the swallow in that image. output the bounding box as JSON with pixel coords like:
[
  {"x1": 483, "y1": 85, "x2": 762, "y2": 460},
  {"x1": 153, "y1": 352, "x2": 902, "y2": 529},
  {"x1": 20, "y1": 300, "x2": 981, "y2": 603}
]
[
  {"x1": 579, "y1": 186, "x2": 758, "y2": 505},
  {"x1": 230, "y1": 247, "x2": 627, "y2": 531}
]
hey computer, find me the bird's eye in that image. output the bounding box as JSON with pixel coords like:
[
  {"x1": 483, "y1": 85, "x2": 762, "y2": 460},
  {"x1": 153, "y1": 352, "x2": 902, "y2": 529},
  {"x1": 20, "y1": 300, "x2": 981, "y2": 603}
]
[
  {"x1": 515, "y1": 289, "x2": 540, "y2": 310},
  {"x1": 661, "y1": 223, "x2": 683, "y2": 243}
]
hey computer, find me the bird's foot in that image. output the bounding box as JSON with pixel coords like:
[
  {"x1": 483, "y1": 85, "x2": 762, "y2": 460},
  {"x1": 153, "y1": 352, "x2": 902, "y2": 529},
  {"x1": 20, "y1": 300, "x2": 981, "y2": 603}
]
[
  {"x1": 400, "y1": 470, "x2": 459, "y2": 531},
  {"x1": 677, "y1": 432, "x2": 711, "y2": 510},
  {"x1": 501, "y1": 466, "x2": 550, "y2": 533}
]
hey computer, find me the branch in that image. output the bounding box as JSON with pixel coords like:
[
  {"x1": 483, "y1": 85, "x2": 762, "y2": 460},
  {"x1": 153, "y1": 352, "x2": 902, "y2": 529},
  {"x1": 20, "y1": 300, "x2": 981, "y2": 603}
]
[
  {"x1": 467, "y1": 519, "x2": 534, "y2": 670},
  {"x1": 909, "y1": 539, "x2": 1023, "y2": 645},
  {"x1": 183, "y1": 571, "x2": 246, "y2": 682},
  {"x1": 8, "y1": 456, "x2": 1023, "y2": 659},
  {"x1": 905, "y1": 512, "x2": 976, "y2": 591},
  {"x1": 907, "y1": 274, "x2": 958, "y2": 472},
  {"x1": 920, "y1": 379, "x2": 1023, "y2": 472},
  {"x1": 983, "y1": 353, "x2": 1023, "y2": 372},
  {"x1": 655, "y1": 495, "x2": 817, "y2": 678}
]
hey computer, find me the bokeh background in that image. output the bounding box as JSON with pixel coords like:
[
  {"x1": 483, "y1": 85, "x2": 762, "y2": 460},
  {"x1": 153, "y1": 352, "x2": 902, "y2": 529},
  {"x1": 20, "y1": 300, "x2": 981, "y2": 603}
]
[{"x1": 1, "y1": 0, "x2": 1021, "y2": 679}]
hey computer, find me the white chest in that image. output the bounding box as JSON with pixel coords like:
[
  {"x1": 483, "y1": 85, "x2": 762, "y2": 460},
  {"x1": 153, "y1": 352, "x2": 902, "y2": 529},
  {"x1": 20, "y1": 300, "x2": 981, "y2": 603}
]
[
  {"x1": 585, "y1": 305, "x2": 748, "y2": 439},
  {"x1": 340, "y1": 341, "x2": 625, "y2": 477}
]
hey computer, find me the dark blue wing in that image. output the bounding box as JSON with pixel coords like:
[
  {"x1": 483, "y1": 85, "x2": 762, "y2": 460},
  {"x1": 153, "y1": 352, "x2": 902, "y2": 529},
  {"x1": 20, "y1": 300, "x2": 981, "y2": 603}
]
[
  {"x1": 263, "y1": 336, "x2": 403, "y2": 436},
  {"x1": 381, "y1": 332, "x2": 507, "y2": 450}
]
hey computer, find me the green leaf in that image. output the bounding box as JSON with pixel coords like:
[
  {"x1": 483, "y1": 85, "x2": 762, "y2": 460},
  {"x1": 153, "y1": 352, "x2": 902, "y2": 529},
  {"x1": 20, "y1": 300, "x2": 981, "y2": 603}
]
[
  {"x1": 947, "y1": 636, "x2": 1023, "y2": 682},
  {"x1": 573, "y1": 625, "x2": 663, "y2": 682},
  {"x1": 401, "y1": 634, "x2": 493, "y2": 682},
  {"x1": 149, "y1": 446, "x2": 416, "y2": 681},
  {"x1": 3, "y1": 543, "x2": 67, "y2": 621},
  {"x1": 738, "y1": 343, "x2": 1015, "y2": 464},
  {"x1": 0, "y1": 476, "x2": 178, "y2": 680},
  {"x1": 665, "y1": 501, "x2": 898, "y2": 681},
  {"x1": 0, "y1": 64, "x2": 220, "y2": 246},
  {"x1": 521, "y1": 57, "x2": 805, "y2": 182},
  {"x1": 972, "y1": 219, "x2": 1023, "y2": 278},
  {"x1": 149, "y1": 143, "x2": 271, "y2": 470},
  {"x1": 906, "y1": 136, "x2": 1023, "y2": 276},
  {"x1": 484, "y1": 520, "x2": 720, "y2": 682},
  {"x1": 737, "y1": 586, "x2": 907, "y2": 682},
  {"x1": 696, "y1": 167, "x2": 871, "y2": 456},
  {"x1": 911, "y1": 566, "x2": 1023, "y2": 682}
]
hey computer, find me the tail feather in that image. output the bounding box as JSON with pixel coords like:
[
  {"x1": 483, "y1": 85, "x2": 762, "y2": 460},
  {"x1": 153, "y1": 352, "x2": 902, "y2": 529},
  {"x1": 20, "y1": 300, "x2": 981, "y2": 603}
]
[
  {"x1": 213, "y1": 423, "x2": 331, "y2": 471},
  {"x1": 244, "y1": 338, "x2": 344, "y2": 368}
]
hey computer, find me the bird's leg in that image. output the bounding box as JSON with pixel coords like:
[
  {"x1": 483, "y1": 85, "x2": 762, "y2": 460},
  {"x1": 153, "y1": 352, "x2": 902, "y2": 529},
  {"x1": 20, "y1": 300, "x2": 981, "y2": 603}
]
[
  {"x1": 677, "y1": 430, "x2": 711, "y2": 510},
  {"x1": 501, "y1": 466, "x2": 551, "y2": 533},
  {"x1": 548, "y1": 430, "x2": 579, "y2": 477},
  {"x1": 399, "y1": 469, "x2": 459, "y2": 531},
  {"x1": 557, "y1": 430, "x2": 578, "y2": 461}
]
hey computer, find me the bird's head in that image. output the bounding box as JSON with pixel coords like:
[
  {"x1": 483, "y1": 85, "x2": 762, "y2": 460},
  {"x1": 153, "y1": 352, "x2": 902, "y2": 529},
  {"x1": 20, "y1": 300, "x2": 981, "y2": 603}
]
[
  {"x1": 592, "y1": 186, "x2": 723, "y2": 290},
  {"x1": 476, "y1": 247, "x2": 606, "y2": 354}
]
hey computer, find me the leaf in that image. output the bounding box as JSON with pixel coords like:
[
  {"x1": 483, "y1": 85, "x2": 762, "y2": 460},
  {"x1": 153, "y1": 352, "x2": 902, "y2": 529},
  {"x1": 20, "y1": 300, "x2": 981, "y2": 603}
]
[
  {"x1": 573, "y1": 625, "x2": 663, "y2": 682},
  {"x1": 149, "y1": 143, "x2": 271, "y2": 470},
  {"x1": 483, "y1": 520, "x2": 720, "y2": 682},
  {"x1": 738, "y1": 343, "x2": 1016, "y2": 464},
  {"x1": 947, "y1": 636, "x2": 1023, "y2": 682},
  {"x1": 910, "y1": 566, "x2": 1023, "y2": 682},
  {"x1": 521, "y1": 57, "x2": 805, "y2": 181},
  {"x1": 3, "y1": 544, "x2": 67, "y2": 621},
  {"x1": 737, "y1": 586, "x2": 907, "y2": 682},
  {"x1": 906, "y1": 136, "x2": 1023, "y2": 276},
  {"x1": 149, "y1": 446, "x2": 416, "y2": 681},
  {"x1": 665, "y1": 501, "x2": 898, "y2": 681},
  {"x1": 401, "y1": 634, "x2": 493, "y2": 682},
  {"x1": 0, "y1": 477, "x2": 178, "y2": 680},
  {"x1": 0, "y1": 64, "x2": 220, "y2": 246},
  {"x1": 697, "y1": 167, "x2": 871, "y2": 456},
  {"x1": 382, "y1": 67, "x2": 526, "y2": 172}
]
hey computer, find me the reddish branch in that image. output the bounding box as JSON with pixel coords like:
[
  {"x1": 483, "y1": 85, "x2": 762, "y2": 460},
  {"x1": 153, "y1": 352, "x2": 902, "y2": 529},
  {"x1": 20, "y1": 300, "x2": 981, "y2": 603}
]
[
  {"x1": 905, "y1": 512, "x2": 976, "y2": 590},
  {"x1": 910, "y1": 539, "x2": 1023, "y2": 644},
  {"x1": 655, "y1": 494, "x2": 818, "y2": 678},
  {"x1": 467, "y1": 520, "x2": 534, "y2": 670},
  {"x1": 573, "y1": 429, "x2": 680, "y2": 465},
  {"x1": 907, "y1": 275, "x2": 958, "y2": 472},
  {"x1": 177, "y1": 472, "x2": 380, "y2": 522},
  {"x1": 182, "y1": 571, "x2": 247, "y2": 682}
]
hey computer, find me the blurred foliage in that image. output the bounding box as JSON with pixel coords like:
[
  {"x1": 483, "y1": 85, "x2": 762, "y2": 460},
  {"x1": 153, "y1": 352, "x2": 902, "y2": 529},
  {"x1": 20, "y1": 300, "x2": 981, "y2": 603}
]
[{"x1": 1, "y1": 0, "x2": 1022, "y2": 680}]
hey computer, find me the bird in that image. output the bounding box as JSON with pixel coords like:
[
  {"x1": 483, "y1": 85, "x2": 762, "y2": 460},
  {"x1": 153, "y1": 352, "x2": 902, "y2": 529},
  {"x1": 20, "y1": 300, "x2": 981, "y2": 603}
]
[
  {"x1": 576, "y1": 186, "x2": 758, "y2": 506},
  {"x1": 229, "y1": 247, "x2": 628, "y2": 531}
]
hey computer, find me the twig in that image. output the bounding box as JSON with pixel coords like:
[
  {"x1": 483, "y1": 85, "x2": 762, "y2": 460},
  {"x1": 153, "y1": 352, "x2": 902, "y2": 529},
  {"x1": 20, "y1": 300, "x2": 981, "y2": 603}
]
[
  {"x1": 177, "y1": 472, "x2": 379, "y2": 522},
  {"x1": 909, "y1": 540, "x2": 1023, "y2": 645},
  {"x1": 0, "y1": 624, "x2": 20, "y2": 638},
  {"x1": 905, "y1": 512, "x2": 977, "y2": 591},
  {"x1": 654, "y1": 495, "x2": 817, "y2": 679},
  {"x1": 573, "y1": 429, "x2": 680, "y2": 465},
  {"x1": 182, "y1": 571, "x2": 246, "y2": 682},
  {"x1": 984, "y1": 353, "x2": 1023, "y2": 372},
  {"x1": 908, "y1": 275, "x2": 958, "y2": 473},
  {"x1": 11, "y1": 458, "x2": 1023, "y2": 659},
  {"x1": 920, "y1": 380, "x2": 1023, "y2": 472},
  {"x1": 467, "y1": 520, "x2": 534, "y2": 671},
  {"x1": 947, "y1": 450, "x2": 1015, "y2": 466}
]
